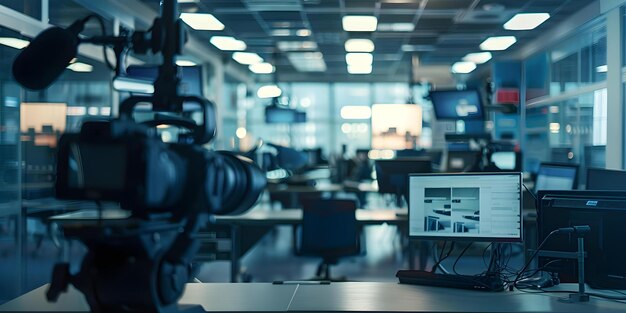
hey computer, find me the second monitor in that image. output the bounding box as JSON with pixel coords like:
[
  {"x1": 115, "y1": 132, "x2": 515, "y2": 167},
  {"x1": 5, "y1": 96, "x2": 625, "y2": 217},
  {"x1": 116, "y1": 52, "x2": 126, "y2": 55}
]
[{"x1": 408, "y1": 173, "x2": 522, "y2": 242}]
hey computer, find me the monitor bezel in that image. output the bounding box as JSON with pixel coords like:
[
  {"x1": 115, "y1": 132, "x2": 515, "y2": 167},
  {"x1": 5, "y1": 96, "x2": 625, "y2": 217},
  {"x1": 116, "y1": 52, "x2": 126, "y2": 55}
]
[
  {"x1": 408, "y1": 172, "x2": 523, "y2": 242},
  {"x1": 429, "y1": 89, "x2": 485, "y2": 121}
]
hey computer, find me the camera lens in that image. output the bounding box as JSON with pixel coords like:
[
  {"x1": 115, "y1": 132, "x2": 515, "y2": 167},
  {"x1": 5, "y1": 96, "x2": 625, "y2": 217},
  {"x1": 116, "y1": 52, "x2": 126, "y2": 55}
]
[{"x1": 210, "y1": 152, "x2": 266, "y2": 215}]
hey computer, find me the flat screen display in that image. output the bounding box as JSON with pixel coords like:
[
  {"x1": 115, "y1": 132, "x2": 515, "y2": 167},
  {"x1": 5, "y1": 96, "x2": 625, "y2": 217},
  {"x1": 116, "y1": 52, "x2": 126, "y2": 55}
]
[
  {"x1": 535, "y1": 163, "x2": 578, "y2": 192},
  {"x1": 430, "y1": 90, "x2": 484, "y2": 121},
  {"x1": 409, "y1": 173, "x2": 522, "y2": 242},
  {"x1": 586, "y1": 168, "x2": 626, "y2": 190}
]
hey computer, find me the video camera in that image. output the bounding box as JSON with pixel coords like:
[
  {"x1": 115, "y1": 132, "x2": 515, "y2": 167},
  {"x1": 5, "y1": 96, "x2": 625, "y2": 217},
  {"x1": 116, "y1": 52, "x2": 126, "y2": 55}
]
[
  {"x1": 55, "y1": 117, "x2": 265, "y2": 218},
  {"x1": 11, "y1": 0, "x2": 266, "y2": 312}
]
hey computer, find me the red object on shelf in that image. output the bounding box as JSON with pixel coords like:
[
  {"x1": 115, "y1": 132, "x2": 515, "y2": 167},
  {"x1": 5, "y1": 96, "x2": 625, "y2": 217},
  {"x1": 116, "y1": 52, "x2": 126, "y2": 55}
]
[{"x1": 495, "y1": 88, "x2": 520, "y2": 105}]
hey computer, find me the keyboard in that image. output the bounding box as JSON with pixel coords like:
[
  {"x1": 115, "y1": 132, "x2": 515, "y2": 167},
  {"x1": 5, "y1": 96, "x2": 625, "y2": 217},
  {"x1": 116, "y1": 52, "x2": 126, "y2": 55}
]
[{"x1": 396, "y1": 270, "x2": 504, "y2": 292}]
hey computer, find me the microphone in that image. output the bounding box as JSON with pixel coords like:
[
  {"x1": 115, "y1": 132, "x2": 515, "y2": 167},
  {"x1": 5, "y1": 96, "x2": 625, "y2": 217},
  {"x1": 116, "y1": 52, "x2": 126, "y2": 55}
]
[
  {"x1": 12, "y1": 19, "x2": 86, "y2": 90},
  {"x1": 558, "y1": 225, "x2": 591, "y2": 234}
]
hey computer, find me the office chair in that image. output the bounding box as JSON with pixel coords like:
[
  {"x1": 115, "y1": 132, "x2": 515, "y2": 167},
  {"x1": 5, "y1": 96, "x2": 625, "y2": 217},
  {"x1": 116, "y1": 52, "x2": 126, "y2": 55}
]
[{"x1": 298, "y1": 199, "x2": 359, "y2": 281}]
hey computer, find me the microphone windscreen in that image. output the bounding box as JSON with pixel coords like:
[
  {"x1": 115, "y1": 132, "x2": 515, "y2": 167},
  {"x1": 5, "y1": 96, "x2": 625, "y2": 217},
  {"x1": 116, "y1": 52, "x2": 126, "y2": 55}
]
[{"x1": 12, "y1": 27, "x2": 79, "y2": 90}]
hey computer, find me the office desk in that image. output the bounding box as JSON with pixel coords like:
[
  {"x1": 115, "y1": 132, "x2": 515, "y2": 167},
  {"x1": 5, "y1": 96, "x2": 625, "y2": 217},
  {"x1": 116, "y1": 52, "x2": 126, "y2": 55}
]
[
  {"x1": 2, "y1": 282, "x2": 624, "y2": 312},
  {"x1": 46, "y1": 207, "x2": 407, "y2": 283},
  {"x1": 214, "y1": 207, "x2": 407, "y2": 282}
]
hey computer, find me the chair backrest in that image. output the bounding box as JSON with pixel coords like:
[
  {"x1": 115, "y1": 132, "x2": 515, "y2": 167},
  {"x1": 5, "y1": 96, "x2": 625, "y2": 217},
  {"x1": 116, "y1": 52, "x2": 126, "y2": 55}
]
[{"x1": 300, "y1": 199, "x2": 358, "y2": 259}]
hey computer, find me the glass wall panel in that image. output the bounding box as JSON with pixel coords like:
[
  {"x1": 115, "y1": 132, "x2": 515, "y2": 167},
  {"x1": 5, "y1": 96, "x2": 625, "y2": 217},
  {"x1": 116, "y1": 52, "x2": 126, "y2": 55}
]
[
  {"x1": 0, "y1": 26, "x2": 23, "y2": 302},
  {"x1": 525, "y1": 90, "x2": 606, "y2": 182},
  {"x1": 334, "y1": 83, "x2": 370, "y2": 154}
]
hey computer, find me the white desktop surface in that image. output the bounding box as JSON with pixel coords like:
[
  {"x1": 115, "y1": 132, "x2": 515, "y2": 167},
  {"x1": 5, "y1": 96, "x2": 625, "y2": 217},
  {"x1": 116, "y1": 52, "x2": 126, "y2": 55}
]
[{"x1": 2, "y1": 283, "x2": 625, "y2": 313}]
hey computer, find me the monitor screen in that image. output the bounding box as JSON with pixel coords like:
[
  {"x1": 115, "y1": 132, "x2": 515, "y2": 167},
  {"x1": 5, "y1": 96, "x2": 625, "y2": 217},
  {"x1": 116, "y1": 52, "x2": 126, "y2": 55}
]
[
  {"x1": 409, "y1": 173, "x2": 522, "y2": 242},
  {"x1": 535, "y1": 163, "x2": 578, "y2": 192},
  {"x1": 537, "y1": 190, "x2": 626, "y2": 289},
  {"x1": 375, "y1": 158, "x2": 432, "y2": 197},
  {"x1": 265, "y1": 106, "x2": 306, "y2": 124},
  {"x1": 430, "y1": 90, "x2": 484, "y2": 121},
  {"x1": 586, "y1": 168, "x2": 626, "y2": 190}
]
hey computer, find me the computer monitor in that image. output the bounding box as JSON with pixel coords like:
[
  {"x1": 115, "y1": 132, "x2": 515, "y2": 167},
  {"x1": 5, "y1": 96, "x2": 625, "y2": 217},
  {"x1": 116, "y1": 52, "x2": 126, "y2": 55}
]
[
  {"x1": 586, "y1": 168, "x2": 626, "y2": 190},
  {"x1": 408, "y1": 173, "x2": 522, "y2": 242},
  {"x1": 429, "y1": 89, "x2": 484, "y2": 121},
  {"x1": 534, "y1": 163, "x2": 578, "y2": 192},
  {"x1": 446, "y1": 151, "x2": 480, "y2": 172},
  {"x1": 375, "y1": 158, "x2": 432, "y2": 199},
  {"x1": 537, "y1": 190, "x2": 626, "y2": 289}
]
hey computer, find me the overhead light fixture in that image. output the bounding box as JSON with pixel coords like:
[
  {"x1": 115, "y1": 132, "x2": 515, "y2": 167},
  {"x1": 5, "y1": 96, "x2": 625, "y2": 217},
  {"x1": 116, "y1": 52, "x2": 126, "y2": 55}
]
[
  {"x1": 257, "y1": 85, "x2": 282, "y2": 99},
  {"x1": 178, "y1": 0, "x2": 199, "y2": 3},
  {"x1": 271, "y1": 29, "x2": 292, "y2": 36},
  {"x1": 176, "y1": 59, "x2": 197, "y2": 66},
  {"x1": 377, "y1": 23, "x2": 414, "y2": 32},
  {"x1": 249, "y1": 62, "x2": 275, "y2": 74},
  {"x1": 401, "y1": 44, "x2": 436, "y2": 52},
  {"x1": 235, "y1": 127, "x2": 247, "y2": 139},
  {"x1": 273, "y1": 22, "x2": 294, "y2": 28},
  {"x1": 479, "y1": 36, "x2": 517, "y2": 51},
  {"x1": 210, "y1": 36, "x2": 247, "y2": 51},
  {"x1": 0, "y1": 37, "x2": 29, "y2": 49},
  {"x1": 341, "y1": 106, "x2": 372, "y2": 119},
  {"x1": 342, "y1": 16, "x2": 378, "y2": 32},
  {"x1": 232, "y1": 52, "x2": 263, "y2": 65},
  {"x1": 346, "y1": 53, "x2": 373, "y2": 66},
  {"x1": 504, "y1": 13, "x2": 550, "y2": 30},
  {"x1": 347, "y1": 64, "x2": 372, "y2": 74},
  {"x1": 112, "y1": 76, "x2": 155, "y2": 94},
  {"x1": 296, "y1": 29, "x2": 311, "y2": 37},
  {"x1": 345, "y1": 39, "x2": 375, "y2": 52},
  {"x1": 451, "y1": 62, "x2": 477, "y2": 74},
  {"x1": 287, "y1": 52, "x2": 327, "y2": 72},
  {"x1": 180, "y1": 13, "x2": 224, "y2": 31},
  {"x1": 66, "y1": 106, "x2": 87, "y2": 116},
  {"x1": 462, "y1": 52, "x2": 492, "y2": 64},
  {"x1": 66, "y1": 62, "x2": 93, "y2": 72},
  {"x1": 596, "y1": 65, "x2": 608, "y2": 73},
  {"x1": 277, "y1": 41, "x2": 318, "y2": 51}
]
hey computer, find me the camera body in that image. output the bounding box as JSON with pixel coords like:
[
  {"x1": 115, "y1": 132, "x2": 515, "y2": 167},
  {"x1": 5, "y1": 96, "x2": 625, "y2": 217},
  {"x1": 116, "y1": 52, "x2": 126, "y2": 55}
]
[{"x1": 55, "y1": 118, "x2": 265, "y2": 218}]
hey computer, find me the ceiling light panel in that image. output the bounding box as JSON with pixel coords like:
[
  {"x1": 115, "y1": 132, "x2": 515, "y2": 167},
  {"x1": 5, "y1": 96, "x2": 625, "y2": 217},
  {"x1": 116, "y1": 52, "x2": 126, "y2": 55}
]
[
  {"x1": 180, "y1": 13, "x2": 225, "y2": 31},
  {"x1": 346, "y1": 53, "x2": 373, "y2": 66},
  {"x1": 342, "y1": 16, "x2": 378, "y2": 32},
  {"x1": 67, "y1": 62, "x2": 93, "y2": 73},
  {"x1": 480, "y1": 36, "x2": 517, "y2": 51},
  {"x1": 451, "y1": 62, "x2": 476, "y2": 74},
  {"x1": 462, "y1": 52, "x2": 492, "y2": 64},
  {"x1": 296, "y1": 29, "x2": 312, "y2": 37},
  {"x1": 210, "y1": 36, "x2": 247, "y2": 51},
  {"x1": 504, "y1": 13, "x2": 550, "y2": 30},
  {"x1": 277, "y1": 41, "x2": 318, "y2": 51},
  {"x1": 287, "y1": 52, "x2": 327, "y2": 72},
  {"x1": 257, "y1": 85, "x2": 282, "y2": 99},
  {"x1": 249, "y1": 63, "x2": 275, "y2": 74},
  {"x1": 176, "y1": 60, "x2": 197, "y2": 66},
  {"x1": 345, "y1": 39, "x2": 375, "y2": 52},
  {"x1": 347, "y1": 65, "x2": 372, "y2": 74},
  {"x1": 0, "y1": 37, "x2": 29, "y2": 49},
  {"x1": 232, "y1": 52, "x2": 264, "y2": 65},
  {"x1": 377, "y1": 23, "x2": 414, "y2": 32}
]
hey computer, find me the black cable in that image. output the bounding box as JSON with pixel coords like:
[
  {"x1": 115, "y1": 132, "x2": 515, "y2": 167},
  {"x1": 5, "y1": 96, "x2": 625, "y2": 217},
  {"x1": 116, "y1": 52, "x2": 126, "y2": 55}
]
[
  {"x1": 452, "y1": 242, "x2": 473, "y2": 275},
  {"x1": 513, "y1": 229, "x2": 560, "y2": 289},
  {"x1": 523, "y1": 183, "x2": 537, "y2": 201},
  {"x1": 431, "y1": 241, "x2": 455, "y2": 273},
  {"x1": 81, "y1": 14, "x2": 115, "y2": 70}
]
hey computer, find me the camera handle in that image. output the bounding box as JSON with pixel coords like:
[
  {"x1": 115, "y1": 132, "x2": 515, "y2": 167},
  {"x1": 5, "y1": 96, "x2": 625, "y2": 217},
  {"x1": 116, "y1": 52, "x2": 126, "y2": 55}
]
[{"x1": 119, "y1": 95, "x2": 217, "y2": 145}]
